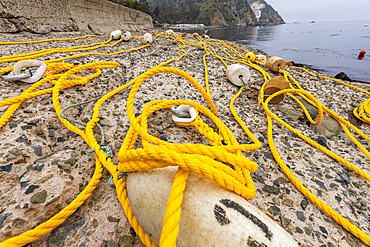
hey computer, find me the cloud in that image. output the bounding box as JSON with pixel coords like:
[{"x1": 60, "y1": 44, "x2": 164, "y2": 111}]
[{"x1": 266, "y1": 0, "x2": 370, "y2": 23}]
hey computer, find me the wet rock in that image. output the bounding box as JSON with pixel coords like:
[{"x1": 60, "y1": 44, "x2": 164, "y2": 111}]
[
  {"x1": 25, "y1": 185, "x2": 40, "y2": 194},
  {"x1": 272, "y1": 197, "x2": 280, "y2": 206},
  {"x1": 295, "y1": 95, "x2": 319, "y2": 120},
  {"x1": 277, "y1": 107, "x2": 302, "y2": 121},
  {"x1": 263, "y1": 185, "x2": 280, "y2": 194},
  {"x1": 49, "y1": 218, "x2": 86, "y2": 247},
  {"x1": 61, "y1": 164, "x2": 72, "y2": 173},
  {"x1": 314, "y1": 180, "x2": 327, "y2": 189},
  {"x1": 30, "y1": 146, "x2": 42, "y2": 157},
  {"x1": 282, "y1": 199, "x2": 293, "y2": 207},
  {"x1": 297, "y1": 211, "x2": 306, "y2": 222},
  {"x1": 107, "y1": 240, "x2": 118, "y2": 247},
  {"x1": 9, "y1": 148, "x2": 22, "y2": 156},
  {"x1": 30, "y1": 190, "x2": 47, "y2": 204},
  {"x1": 35, "y1": 174, "x2": 53, "y2": 184},
  {"x1": 314, "y1": 136, "x2": 330, "y2": 150},
  {"x1": 57, "y1": 137, "x2": 66, "y2": 142},
  {"x1": 64, "y1": 158, "x2": 78, "y2": 166},
  {"x1": 0, "y1": 163, "x2": 13, "y2": 172},
  {"x1": 334, "y1": 72, "x2": 352, "y2": 81},
  {"x1": 301, "y1": 200, "x2": 309, "y2": 210},
  {"x1": 268, "y1": 205, "x2": 281, "y2": 216},
  {"x1": 107, "y1": 216, "x2": 120, "y2": 222},
  {"x1": 319, "y1": 226, "x2": 328, "y2": 235},
  {"x1": 20, "y1": 181, "x2": 30, "y2": 189},
  {"x1": 118, "y1": 235, "x2": 135, "y2": 247},
  {"x1": 296, "y1": 227, "x2": 303, "y2": 234},
  {"x1": 279, "y1": 216, "x2": 291, "y2": 229},
  {"x1": 303, "y1": 226, "x2": 312, "y2": 235},
  {"x1": 315, "y1": 116, "x2": 341, "y2": 138},
  {"x1": 26, "y1": 119, "x2": 40, "y2": 126},
  {"x1": 340, "y1": 173, "x2": 351, "y2": 184},
  {"x1": 264, "y1": 152, "x2": 274, "y2": 159},
  {"x1": 15, "y1": 134, "x2": 28, "y2": 143},
  {"x1": 21, "y1": 125, "x2": 33, "y2": 130},
  {"x1": 9, "y1": 123, "x2": 17, "y2": 129},
  {"x1": 12, "y1": 218, "x2": 26, "y2": 228},
  {"x1": 0, "y1": 213, "x2": 11, "y2": 228}
]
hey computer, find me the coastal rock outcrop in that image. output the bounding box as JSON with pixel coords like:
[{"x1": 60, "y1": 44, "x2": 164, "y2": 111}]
[
  {"x1": 247, "y1": 0, "x2": 284, "y2": 25},
  {"x1": 146, "y1": 0, "x2": 283, "y2": 26},
  {"x1": 0, "y1": 0, "x2": 153, "y2": 34}
]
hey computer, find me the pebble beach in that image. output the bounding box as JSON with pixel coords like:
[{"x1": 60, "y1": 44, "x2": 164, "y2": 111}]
[{"x1": 0, "y1": 30, "x2": 370, "y2": 247}]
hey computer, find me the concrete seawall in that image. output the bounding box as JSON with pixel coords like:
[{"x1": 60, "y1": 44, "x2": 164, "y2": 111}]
[{"x1": 0, "y1": 0, "x2": 153, "y2": 34}]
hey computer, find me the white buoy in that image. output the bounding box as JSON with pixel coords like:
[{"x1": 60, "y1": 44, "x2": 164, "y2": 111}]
[
  {"x1": 365, "y1": 24, "x2": 368, "y2": 27},
  {"x1": 122, "y1": 31, "x2": 131, "y2": 41},
  {"x1": 110, "y1": 30, "x2": 122, "y2": 40},
  {"x1": 143, "y1": 33, "x2": 153, "y2": 44},
  {"x1": 226, "y1": 64, "x2": 250, "y2": 87},
  {"x1": 165, "y1": 29, "x2": 174, "y2": 36},
  {"x1": 127, "y1": 167, "x2": 299, "y2": 247},
  {"x1": 256, "y1": 54, "x2": 267, "y2": 63}
]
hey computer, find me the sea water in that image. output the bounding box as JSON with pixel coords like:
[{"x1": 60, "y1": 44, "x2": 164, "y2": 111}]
[{"x1": 178, "y1": 20, "x2": 370, "y2": 83}]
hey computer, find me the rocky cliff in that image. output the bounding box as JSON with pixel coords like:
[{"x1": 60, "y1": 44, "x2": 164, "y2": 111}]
[
  {"x1": 198, "y1": 0, "x2": 257, "y2": 26},
  {"x1": 247, "y1": 0, "x2": 284, "y2": 25},
  {"x1": 146, "y1": 0, "x2": 283, "y2": 26},
  {"x1": 0, "y1": 0, "x2": 153, "y2": 34}
]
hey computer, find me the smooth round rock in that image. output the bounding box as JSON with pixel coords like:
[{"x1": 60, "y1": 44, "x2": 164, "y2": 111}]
[
  {"x1": 266, "y1": 56, "x2": 285, "y2": 72},
  {"x1": 122, "y1": 31, "x2": 131, "y2": 41},
  {"x1": 143, "y1": 33, "x2": 153, "y2": 44},
  {"x1": 226, "y1": 64, "x2": 250, "y2": 86},
  {"x1": 111, "y1": 30, "x2": 122, "y2": 40},
  {"x1": 127, "y1": 167, "x2": 298, "y2": 247}
]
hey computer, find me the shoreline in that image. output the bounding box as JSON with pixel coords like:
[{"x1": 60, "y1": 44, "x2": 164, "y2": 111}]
[{"x1": 0, "y1": 30, "x2": 369, "y2": 247}]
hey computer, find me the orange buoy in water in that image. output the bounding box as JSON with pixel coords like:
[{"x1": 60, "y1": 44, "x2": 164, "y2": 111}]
[{"x1": 358, "y1": 50, "x2": 366, "y2": 60}]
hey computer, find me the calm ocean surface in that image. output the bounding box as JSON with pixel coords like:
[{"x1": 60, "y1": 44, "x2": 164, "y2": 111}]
[{"x1": 178, "y1": 20, "x2": 370, "y2": 83}]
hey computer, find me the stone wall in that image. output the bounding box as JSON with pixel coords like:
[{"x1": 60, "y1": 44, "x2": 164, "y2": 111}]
[{"x1": 0, "y1": 0, "x2": 153, "y2": 34}]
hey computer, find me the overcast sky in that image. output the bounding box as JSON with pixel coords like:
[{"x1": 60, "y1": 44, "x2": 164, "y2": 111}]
[{"x1": 266, "y1": 0, "x2": 370, "y2": 23}]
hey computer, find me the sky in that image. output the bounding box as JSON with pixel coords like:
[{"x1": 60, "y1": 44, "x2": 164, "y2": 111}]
[{"x1": 265, "y1": 0, "x2": 370, "y2": 23}]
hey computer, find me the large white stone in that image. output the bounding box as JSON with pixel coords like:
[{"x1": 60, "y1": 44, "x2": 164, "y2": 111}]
[{"x1": 127, "y1": 167, "x2": 298, "y2": 247}]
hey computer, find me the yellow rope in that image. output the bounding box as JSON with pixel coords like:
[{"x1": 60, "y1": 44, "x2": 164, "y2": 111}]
[{"x1": 1, "y1": 31, "x2": 370, "y2": 247}]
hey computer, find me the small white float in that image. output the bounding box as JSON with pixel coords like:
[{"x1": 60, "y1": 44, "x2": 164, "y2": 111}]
[
  {"x1": 143, "y1": 33, "x2": 153, "y2": 44},
  {"x1": 226, "y1": 64, "x2": 250, "y2": 86},
  {"x1": 110, "y1": 30, "x2": 122, "y2": 40},
  {"x1": 122, "y1": 31, "x2": 131, "y2": 41}
]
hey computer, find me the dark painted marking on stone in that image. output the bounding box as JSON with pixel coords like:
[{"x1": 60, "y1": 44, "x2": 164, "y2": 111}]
[
  {"x1": 247, "y1": 236, "x2": 268, "y2": 247},
  {"x1": 214, "y1": 204, "x2": 231, "y2": 226},
  {"x1": 220, "y1": 199, "x2": 273, "y2": 241}
]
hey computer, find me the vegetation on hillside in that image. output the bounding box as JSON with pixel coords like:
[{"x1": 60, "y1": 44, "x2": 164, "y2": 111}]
[{"x1": 108, "y1": 0, "x2": 283, "y2": 26}]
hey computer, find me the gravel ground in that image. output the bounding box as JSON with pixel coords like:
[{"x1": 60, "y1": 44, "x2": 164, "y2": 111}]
[{"x1": 0, "y1": 30, "x2": 369, "y2": 247}]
